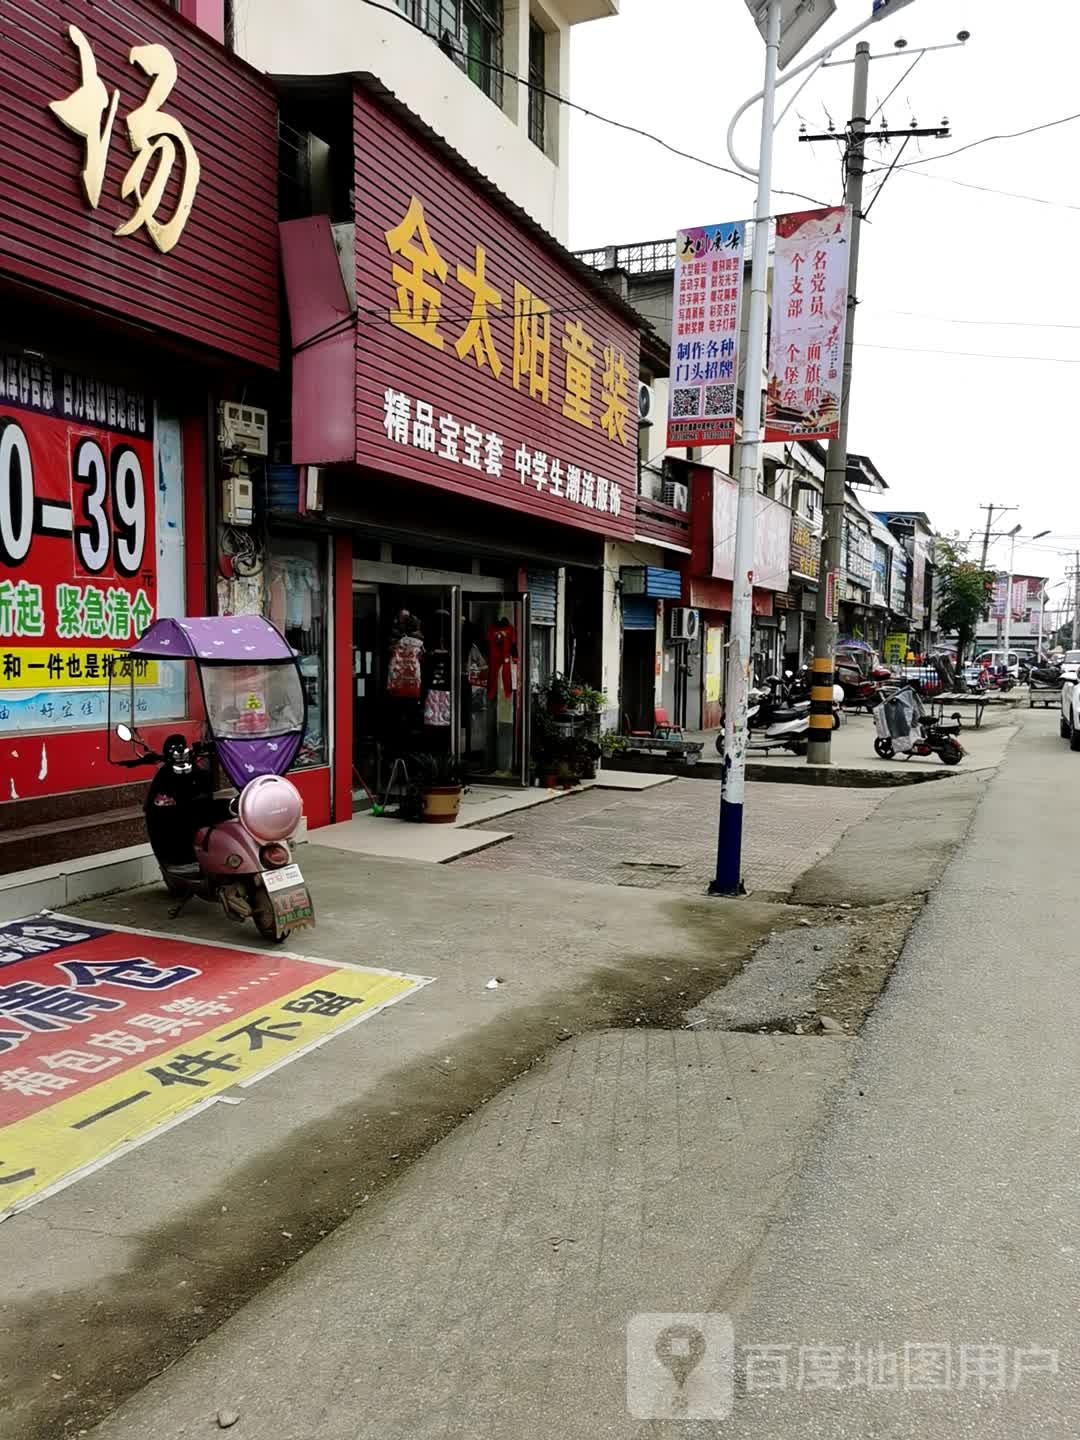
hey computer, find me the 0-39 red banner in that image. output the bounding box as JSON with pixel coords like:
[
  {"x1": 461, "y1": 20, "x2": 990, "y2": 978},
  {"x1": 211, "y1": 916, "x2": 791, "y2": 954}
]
[{"x1": 0, "y1": 347, "x2": 156, "y2": 734}]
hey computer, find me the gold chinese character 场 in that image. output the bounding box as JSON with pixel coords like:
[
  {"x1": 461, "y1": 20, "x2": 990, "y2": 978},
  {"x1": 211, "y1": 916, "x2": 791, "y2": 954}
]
[
  {"x1": 455, "y1": 245, "x2": 502, "y2": 378},
  {"x1": 600, "y1": 344, "x2": 631, "y2": 445},
  {"x1": 513, "y1": 283, "x2": 551, "y2": 405},
  {"x1": 562, "y1": 320, "x2": 595, "y2": 428},
  {"x1": 49, "y1": 25, "x2": 201, "y2": 254},
  {"x1": 385, "y1": 196, "x2": 448, "y2": 350},
  {"x1": 49, "y1": 26, "x2": 119, "y2": 209},
  {"x1": 115, "y1": 45, "x2": 201, "y2": 254}
]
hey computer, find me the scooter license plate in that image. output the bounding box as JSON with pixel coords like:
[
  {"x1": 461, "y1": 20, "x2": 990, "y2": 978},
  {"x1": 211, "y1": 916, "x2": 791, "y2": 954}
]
[{"x1": 261, "y1": 864, "x2": 315, "y2": 932}]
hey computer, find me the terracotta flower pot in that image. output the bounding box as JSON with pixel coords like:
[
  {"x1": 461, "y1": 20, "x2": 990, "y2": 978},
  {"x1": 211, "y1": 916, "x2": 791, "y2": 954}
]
[{"x1": 420, "y1": 784, "x2": 462, "y2": 824}]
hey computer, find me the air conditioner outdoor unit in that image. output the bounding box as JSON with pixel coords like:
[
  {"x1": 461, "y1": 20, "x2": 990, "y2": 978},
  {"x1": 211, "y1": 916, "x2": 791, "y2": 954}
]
[
  {"x1": 218, "y1": 401, "x2": 269, "y2": 457},
  {"x1": 638, "y1": 382, "x2": 655, "y2": 426},
  {"x1": 669, "y1": 607, "x2": 700, "y2": 643},
  {"x1": 662, "y1": 480, "x2": 689, "y2": 511}
]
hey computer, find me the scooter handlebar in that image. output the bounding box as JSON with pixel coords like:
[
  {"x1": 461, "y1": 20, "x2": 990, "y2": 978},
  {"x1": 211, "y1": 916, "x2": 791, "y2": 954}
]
[{"x1": 115, "y1": 752, "x2": 160, "y2": 769}]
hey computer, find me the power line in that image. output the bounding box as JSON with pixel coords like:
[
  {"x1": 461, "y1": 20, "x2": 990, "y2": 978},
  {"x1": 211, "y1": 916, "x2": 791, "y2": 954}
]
[
  {"x1": 356, "y1": 0, "x2": 831, "y2": 208},
  {"x1": 890, "y1": 168, "x2": 1080, "y2": 213},
  {"x1": 865, "y1": 109, "x2": 1080, "y2": 176},
  {"x1": 865, "y1": 307, "x2": 1080, "y2": 332},
  {"x1": 855, "y1": 342, "x2": 1080, "y2": 366}
]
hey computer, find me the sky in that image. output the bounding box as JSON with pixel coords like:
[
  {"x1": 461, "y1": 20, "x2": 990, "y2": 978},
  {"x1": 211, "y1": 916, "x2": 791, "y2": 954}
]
[{"x1": 568, "y1": 0, "x2": 1080, "y2": 601}]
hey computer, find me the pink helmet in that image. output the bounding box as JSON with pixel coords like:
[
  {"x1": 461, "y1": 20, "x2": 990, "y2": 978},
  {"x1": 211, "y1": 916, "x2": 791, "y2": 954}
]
[{"x1": 237, "y1": 774, "x2": 303, "y2": 841}]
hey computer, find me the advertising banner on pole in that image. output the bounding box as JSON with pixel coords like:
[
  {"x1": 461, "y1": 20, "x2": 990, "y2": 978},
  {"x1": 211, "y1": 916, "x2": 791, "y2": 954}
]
[
  {"x1": 765, "y1": 206, "x2": 851, "y2": 442},
  {"x1": 990, "y1": 574, "x2": 1009, "y2": 621},
  {"x1": 667, "y1": 222, "x2": 745, "y2": 448}
]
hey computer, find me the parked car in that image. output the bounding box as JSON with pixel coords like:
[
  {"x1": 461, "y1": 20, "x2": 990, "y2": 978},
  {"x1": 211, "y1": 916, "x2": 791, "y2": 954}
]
[
  {"x1": 1059, "y1": 649, "x2": 1080, "y2": 683},
  {"x1": 1061, "y1": 675, "x2": 1080, "y2": 749}
]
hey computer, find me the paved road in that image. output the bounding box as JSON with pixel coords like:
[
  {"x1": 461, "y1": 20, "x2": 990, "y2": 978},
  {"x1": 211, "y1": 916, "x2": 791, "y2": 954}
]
[{"x1": 724, "y1": 706, "x2": 1079, "y2": 1436}]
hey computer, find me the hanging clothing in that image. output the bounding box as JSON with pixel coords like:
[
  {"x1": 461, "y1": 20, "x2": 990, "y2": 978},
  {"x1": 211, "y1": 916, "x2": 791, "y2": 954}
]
[
  {"x1": 424, "y1": 649, "x2": 451, "y2": 727},
  {"x1": 486, "y1": 621, "x2": 518, "y2": 700},
  {"x1": 387, "y1": 634, "x2": 424, "y2": 700}
]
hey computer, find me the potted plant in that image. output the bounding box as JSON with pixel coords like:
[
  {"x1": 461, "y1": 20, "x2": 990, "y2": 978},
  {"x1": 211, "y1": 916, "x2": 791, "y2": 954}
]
[
  {"x1": 544, "y1": 674, "x2": 579, "y2": 715},
  {"x1": 574, "y1": 736, "x2": 601, "y2": 781},
  {"x1": 599, "y1": 730, "x2": 627, "y2": 762},
  {"x1": 401, "y1": 751, "x2": 464, "y2": 824},
  {"x1": 577, "y1": 685, "x2": 607, "y2": 715}
]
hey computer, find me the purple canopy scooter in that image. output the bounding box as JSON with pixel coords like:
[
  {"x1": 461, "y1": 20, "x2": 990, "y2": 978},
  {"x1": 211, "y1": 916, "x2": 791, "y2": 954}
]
[{"x1": 108, "y1": 615, "x2": 315, "y2": 942}]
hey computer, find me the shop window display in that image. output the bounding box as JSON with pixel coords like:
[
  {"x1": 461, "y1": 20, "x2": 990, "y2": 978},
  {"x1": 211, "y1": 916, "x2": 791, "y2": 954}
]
[{"x1": 264, "y1": 539, "x2": 327, "y2": 767}]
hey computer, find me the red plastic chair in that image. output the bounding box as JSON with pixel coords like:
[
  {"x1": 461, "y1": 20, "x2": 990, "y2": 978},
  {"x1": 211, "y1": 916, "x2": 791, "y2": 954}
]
[{"x1": 653, "y1": 707, "x2": 683, "y2": 739}]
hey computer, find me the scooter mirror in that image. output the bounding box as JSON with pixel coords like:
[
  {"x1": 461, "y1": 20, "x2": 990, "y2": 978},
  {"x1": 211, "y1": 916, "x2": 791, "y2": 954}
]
[{"x1": 116, "y1": 723, "x2": 133, "y2": 743}]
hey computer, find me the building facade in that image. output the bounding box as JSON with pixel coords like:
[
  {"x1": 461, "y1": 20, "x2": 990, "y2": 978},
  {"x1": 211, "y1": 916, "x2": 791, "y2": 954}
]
[
  {"x1": 274, "y1": 78, "x2": 644, "y2": 817},
  {"x1": 0, "y1": 0, "x2": 279, "y2": 871},
  {"x1": 233, "y1": 0, "x2": 619, "y2": 242}
]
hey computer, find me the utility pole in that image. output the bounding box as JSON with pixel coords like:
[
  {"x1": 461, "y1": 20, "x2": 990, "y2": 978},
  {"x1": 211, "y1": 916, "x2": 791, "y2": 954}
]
[
  {"x1": 800, "y1": 51, "x2": 946, "y2": 761},
  {"x1": 803, "y1": 41, "x2": 869, "y2": 762},
  {"x1": 1074, "y1": 551, "x2": 1080, "y2": 652},
  {"x1": 977, "y1": 503, "x2": 1016, "y2": 572}
]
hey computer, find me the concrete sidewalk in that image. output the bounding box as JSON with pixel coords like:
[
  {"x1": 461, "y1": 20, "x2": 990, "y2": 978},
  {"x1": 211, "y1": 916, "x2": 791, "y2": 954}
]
[
  {"x1": 0, "y1": 844, "x2": 785, "y2": 1440},
  {"x1": 3, "y1": 744, "x2": 998, "y2": 1440},
  {"x1": 65, "y1": 745, "x2": 997, "y2": 1440},
  {"x1": 87, "y1": 1029, "x2": 852, "y2": 1440}
]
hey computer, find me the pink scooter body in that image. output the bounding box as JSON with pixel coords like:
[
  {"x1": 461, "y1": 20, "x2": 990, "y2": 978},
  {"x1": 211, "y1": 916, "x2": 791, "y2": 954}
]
[{"x1": 194, "y1": 819, "x2": 265, "y2": 877}]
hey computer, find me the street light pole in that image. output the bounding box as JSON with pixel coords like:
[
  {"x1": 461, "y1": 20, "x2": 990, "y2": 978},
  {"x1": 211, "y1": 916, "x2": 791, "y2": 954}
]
[
  {"x1": 1002, "y1": 523, "x2": 1021, "y2": 671},
  {"x1": 711, "y1": 0, "x2": 781, "y2": 896}
]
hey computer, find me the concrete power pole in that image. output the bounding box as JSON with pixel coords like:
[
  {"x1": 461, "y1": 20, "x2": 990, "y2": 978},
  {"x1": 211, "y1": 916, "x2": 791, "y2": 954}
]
[
  {"x1": 1074, "y1": 551, "x2": 1080, "y2": 651},
  {"x1": 805, "y1": 43, "x2": 870, "y2": 764}
]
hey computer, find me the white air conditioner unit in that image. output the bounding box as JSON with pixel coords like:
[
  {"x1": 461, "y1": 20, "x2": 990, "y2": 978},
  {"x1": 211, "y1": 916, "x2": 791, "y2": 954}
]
[
  {"x1": 218, "y1": 401, "x2": 269, "y2": 457},
  {"x1": 638, "y1": 382, "x2": 655, "y2": 426},
  {"x1": 669, "y1": 607, "x2": 700, "y2": 643},
  {"x1": 662, "y1": 480, "x2": 689, "y2": 512}
]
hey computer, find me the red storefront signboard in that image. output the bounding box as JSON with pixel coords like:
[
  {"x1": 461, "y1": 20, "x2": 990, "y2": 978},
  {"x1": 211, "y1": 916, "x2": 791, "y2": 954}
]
[
  {"x1": 0, "y1": 346, "x2": 171, "y2": 738},
  {"x1": 0, "y1": 0, "x2": 278, "y2": 369},
  {"x1": 354, "y1": 89, "x2": 640, "y2": 541}
]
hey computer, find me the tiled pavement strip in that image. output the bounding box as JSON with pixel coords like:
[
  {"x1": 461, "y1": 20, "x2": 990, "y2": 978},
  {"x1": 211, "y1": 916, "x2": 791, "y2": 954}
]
[{"x1": 456, "y1": 778, "x2": 888, "y2": 895}]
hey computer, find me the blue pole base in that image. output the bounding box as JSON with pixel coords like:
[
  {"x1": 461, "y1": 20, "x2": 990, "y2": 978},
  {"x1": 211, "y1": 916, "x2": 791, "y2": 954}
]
[{"x1": 710, "y1": 797, "x2": 746, "y2": 896}]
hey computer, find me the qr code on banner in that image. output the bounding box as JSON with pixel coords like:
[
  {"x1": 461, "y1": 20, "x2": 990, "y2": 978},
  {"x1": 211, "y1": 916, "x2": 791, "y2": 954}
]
[
  {"x1": 672, "y1": 387, "x2": 701, "y2": 419},
  {"x1": 704, "y1": 384, "x2": 736, "y2": 418}
]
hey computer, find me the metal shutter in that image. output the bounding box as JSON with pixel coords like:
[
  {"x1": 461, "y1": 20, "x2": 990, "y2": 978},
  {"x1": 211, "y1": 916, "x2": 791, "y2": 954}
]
[
  {"x1": 621, "y1": 596, "x2": 657, "y2": 631},
  {"x1": 526, "y1": 569, "x2": 558, "y2": 625}
]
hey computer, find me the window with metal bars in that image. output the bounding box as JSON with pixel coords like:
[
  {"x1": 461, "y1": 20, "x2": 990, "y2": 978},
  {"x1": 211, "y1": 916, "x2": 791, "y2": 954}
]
[
  {"x1": 394, "y1": 1, "x2": 504, "y2": 107},
  {"x1": 528, "y1": 20, "x2": 546, "y2": 152},
  {"x1": 463, "y1": 0, "x2": 503, "y2": 105}
]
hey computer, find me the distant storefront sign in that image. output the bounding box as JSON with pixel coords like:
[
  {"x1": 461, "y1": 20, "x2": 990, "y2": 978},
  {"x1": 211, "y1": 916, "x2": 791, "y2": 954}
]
[{"x1": 667, "y1": 221, "x2": 745, "y2": 448}]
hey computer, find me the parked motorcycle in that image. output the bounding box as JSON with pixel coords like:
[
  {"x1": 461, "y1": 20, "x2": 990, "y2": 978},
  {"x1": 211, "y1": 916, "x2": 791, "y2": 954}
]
[
  {"x1": 109, "y1": 615, "x2": 315, "y2": 942},
  {"x1": 717, "y1": 676, "x2": 843, "y2": 757},
  {"x1": 872, "y1": 686, "x2": 965, "y2": 766},
  {"x1": 1030, "y1": 662, "x2": 1064, "y2": 689}
]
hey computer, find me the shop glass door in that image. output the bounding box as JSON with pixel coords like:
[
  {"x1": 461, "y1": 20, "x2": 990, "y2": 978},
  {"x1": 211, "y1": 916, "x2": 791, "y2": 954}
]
[
  {"x1": 352, "y1": 583, "x2": 461, "y2": 802},
  {"x1": 461, "y1": 592, "x2": 530, "y2": 786}
]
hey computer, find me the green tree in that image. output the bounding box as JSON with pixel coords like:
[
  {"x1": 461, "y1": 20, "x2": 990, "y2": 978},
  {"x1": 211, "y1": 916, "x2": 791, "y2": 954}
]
[{"x1": 935, "y1": 536, "x2": 993, "y2": 681}]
